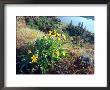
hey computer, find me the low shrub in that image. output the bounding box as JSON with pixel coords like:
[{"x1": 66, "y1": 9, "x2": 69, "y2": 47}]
[
  {"x1": 49, "y1": 56, "x2": 94, "y2": 74},
  {"x1": 34, "y1": 36, "x2": 67, "y2": 74}
]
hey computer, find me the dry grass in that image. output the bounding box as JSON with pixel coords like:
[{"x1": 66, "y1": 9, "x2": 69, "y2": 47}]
[
  {"x1": 16, "y1": 16, "x2": 27, "y2": 30},
  {"x1": 16, "y1": 28, "x2": 45, "y2": 48},
  {"x1": 61, "y1": 42, "x2": 94, "y2": 62},
  {"x1": 61, "y1": 42, "x2": 73, "y2": 51}
]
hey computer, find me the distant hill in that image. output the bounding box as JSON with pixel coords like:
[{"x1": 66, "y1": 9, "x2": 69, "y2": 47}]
[{"x1": 80, "y1": 16, "x2": 94, "y2": 20}]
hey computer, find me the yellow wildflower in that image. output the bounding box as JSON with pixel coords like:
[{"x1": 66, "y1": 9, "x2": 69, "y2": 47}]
[
  {"x1": 52, "y1": 33, "x2": 56, "y2": 36},
  {"x1": 49, "y1": 31, "x2": 52, "y2": 33},
  {"x1": 31, "y1": 32, "x2": 37, "y2": 38},
  {"x1": 62, "y1": 51, "x2": 66, "y2": 56},
  {"x1": 53, "y1": 30, "x2": 56, "y2": 33},
  {"x1": 53, "y1": 50, "x2": 60, "y2": 57},
  {"x1": 51, "y1": 34, "x2": 56, "y2": 37},
  {"x1": 31, "y1": 55, "x2": 38, "y2": 62},
  {"x1": 48, "y1": 31, "x2": 52, "y2": 36},
  {"x1": 58, "y1": 38, "x2": 61, "y2": 41},
  {"x1": 62, "y1": 34, "x2": 66, "y2": 40},
  {"x1": 53, "y1": 30, "x2": 57, "y2": 36},
  {"x1": 56, "y1": 33, "x2": 61, "y2": 37}
]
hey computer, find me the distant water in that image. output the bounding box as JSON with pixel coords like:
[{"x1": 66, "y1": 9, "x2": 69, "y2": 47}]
[{"x1": 58, "y1": 16, "x2": 94, "y2": 33}]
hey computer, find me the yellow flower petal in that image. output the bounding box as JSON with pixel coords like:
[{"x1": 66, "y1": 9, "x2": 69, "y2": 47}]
[
  {"x1": 31, "y1": 55, "x2": 38, "y2": 62},
  {"x1": 53, "y1": 50, "x2": 60, "y2": 57},
  {"x1": 48, "y1": 31, "x2": 52, "y2": 36},
  {"x1": 58, "y1": 38, "x2": 60, "y2": 41},
  {"x1": 56, "y1": 33, "x2": 61, "y2": 37},
  {"x1": 62, "y1": 34, "x2": 66, "y2": 40},
  {"x1": 62, "y1": 51, "x2": 66, "y2": 56}
]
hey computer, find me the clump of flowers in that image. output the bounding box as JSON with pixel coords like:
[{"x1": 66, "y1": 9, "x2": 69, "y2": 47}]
[
  {"x1": 17, "y1": 34, "x2": 68, "y2": 74},
  {"x1": 34, "y1": 36, "x2": 67, "y2": 73},
  {"x1": 48, "y1": 30, "x2": 66, "y2": 41}
]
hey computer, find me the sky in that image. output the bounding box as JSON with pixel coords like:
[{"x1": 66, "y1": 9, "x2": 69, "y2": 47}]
[{"x1": 58, "y1": 16, "x2": 94, "y2": 33}]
